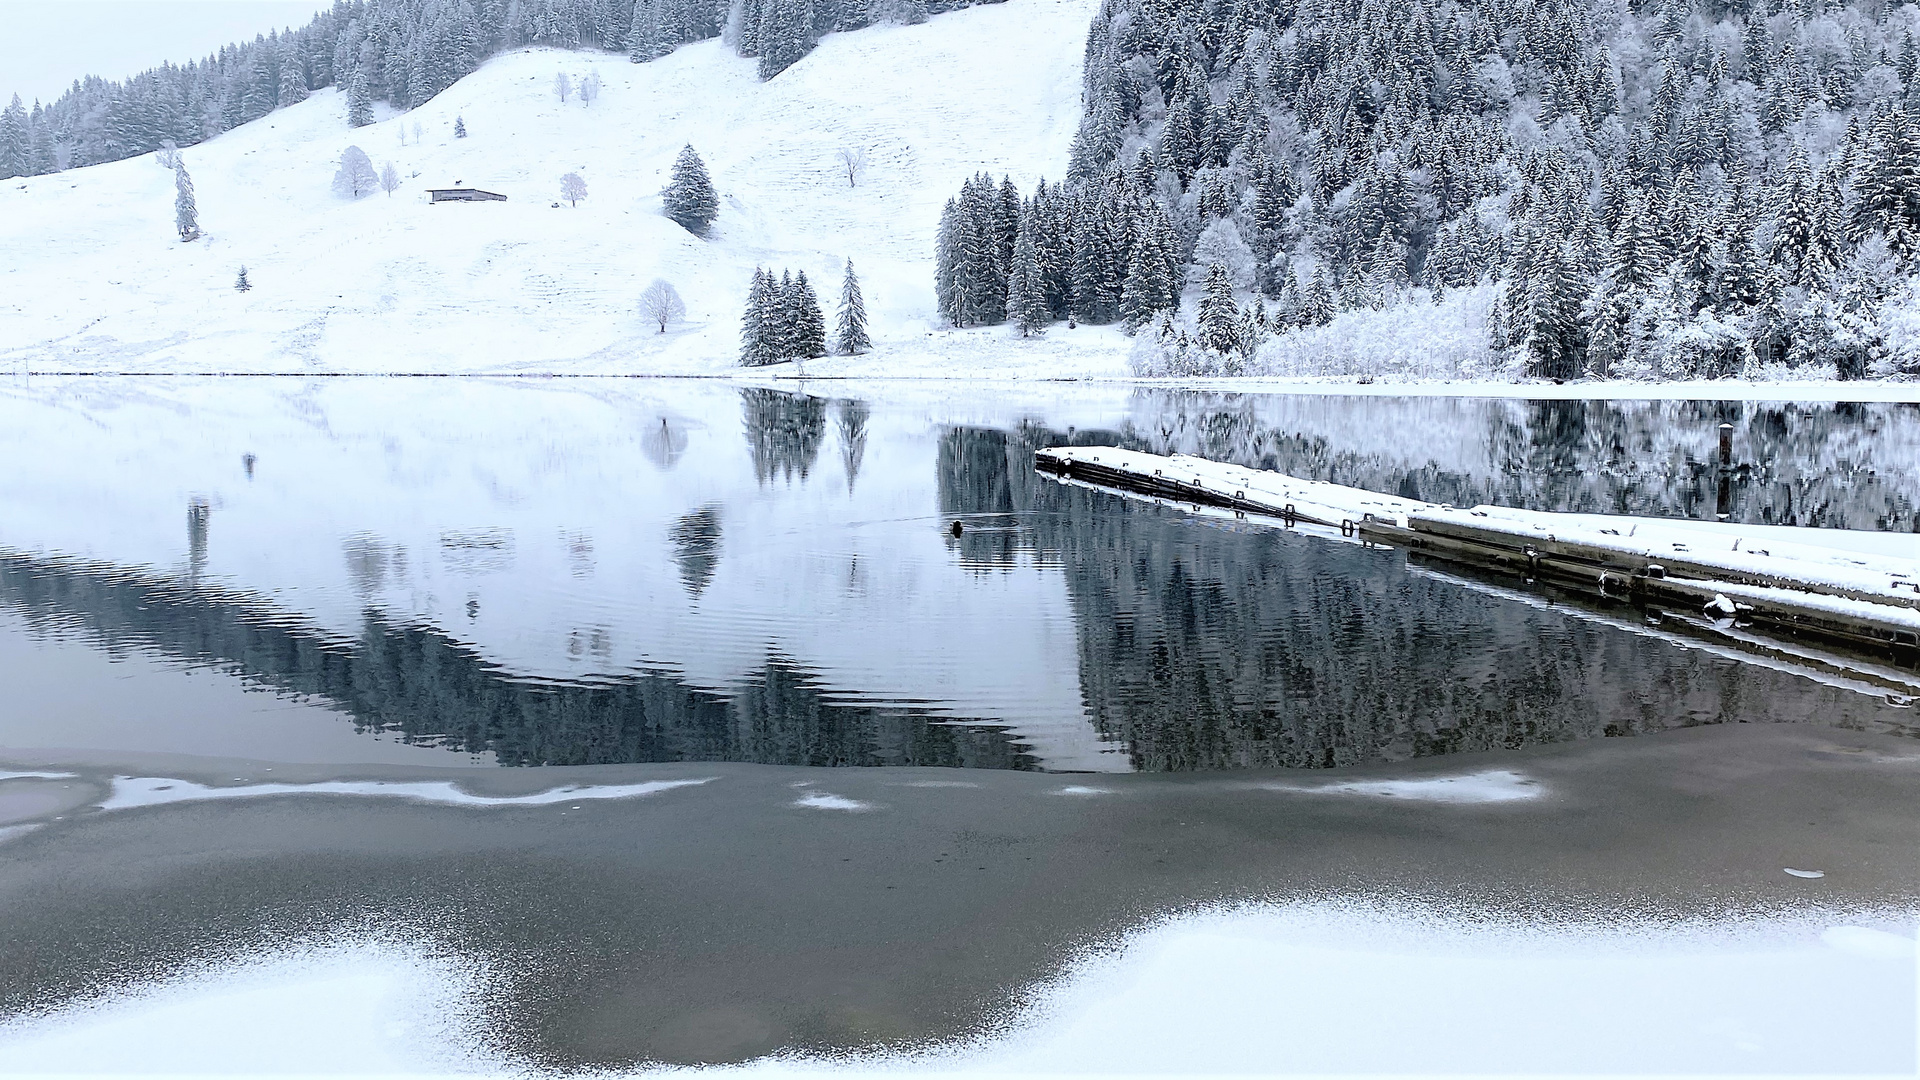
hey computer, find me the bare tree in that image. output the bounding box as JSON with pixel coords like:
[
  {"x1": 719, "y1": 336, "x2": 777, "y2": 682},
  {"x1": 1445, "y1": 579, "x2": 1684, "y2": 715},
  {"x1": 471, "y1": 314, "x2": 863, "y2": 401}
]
[
  {"x1": 554, "y1": 72, "x2": 572, "y2": 103},
  {"x1": 579, "y1": 71, "x2": 602, "y2": 106},
  {"x1": 332, "y1": 145, "x2": 378, "y2": 198},
  {"x1": 561, "y1": 172, "x2": 588, "y2": 206},
  {"x1": 837, "y1": 146, "x2": 867, "y2": 187},
  {"x1": 380, "y1": 161, "x2": 401, "y2": 196},
  {"x1": 640, "y1": 279, "x2": 686, "y2": 333},
  {"x1": 411, "y1": 120, "x2": 423, "y2": 145},
  {"x1": 154, "y1": 140, "x2": 181, "y2": 169}
]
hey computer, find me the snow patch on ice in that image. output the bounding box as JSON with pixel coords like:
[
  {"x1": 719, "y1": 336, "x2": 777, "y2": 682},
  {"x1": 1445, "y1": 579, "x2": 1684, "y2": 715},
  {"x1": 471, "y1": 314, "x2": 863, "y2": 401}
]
[
  {"x1": 0, "y1": 934, "x2": 504, "y2": 1074},
  {"x1": 95, "y1": 775, "x2": 713, "y2": 812},
  {"x1": 791, "y1": 791, "x2": 875, "y2": 812},
  {"x1": 1265, "y1": 768, "x2": 1543, "y2": 803},
  {"x1": 1821, "y1": 925, "x2": 1918, "y2": 959},
  {"x1": 0, "y1": 901, "x2": 1911, "y2": 1075},
  {"x1": 1054, "y1": 785, "x2": 1116, "y2": 796},
  {"x1": 888, "y1": 779, "x2": 982, "y2": 788},
  {"x1": 0, "y1": 770, "x2": 78, "y2": 782},
  {"x1": 1784, "y1": 867, "x2": 1827, "y2": 879}
]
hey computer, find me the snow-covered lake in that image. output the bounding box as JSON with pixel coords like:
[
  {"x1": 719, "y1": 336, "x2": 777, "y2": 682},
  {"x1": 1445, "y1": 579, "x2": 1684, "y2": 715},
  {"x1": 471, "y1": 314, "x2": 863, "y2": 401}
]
[{"x1": 0, "y1": 376, "x2": 1915, "y2": 1073}]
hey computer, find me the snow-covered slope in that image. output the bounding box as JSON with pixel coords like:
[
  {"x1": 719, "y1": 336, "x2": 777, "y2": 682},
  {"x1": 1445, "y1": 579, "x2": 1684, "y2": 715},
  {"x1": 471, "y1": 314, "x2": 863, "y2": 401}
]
[{"x1": 0, "y1": 0, "x2": 1118, "y2": 376}]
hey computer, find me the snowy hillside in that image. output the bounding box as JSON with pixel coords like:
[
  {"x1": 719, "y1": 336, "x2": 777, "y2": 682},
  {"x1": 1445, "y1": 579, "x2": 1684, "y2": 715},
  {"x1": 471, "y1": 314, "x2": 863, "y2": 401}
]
[{"x1": 0, "y1": 0, "x2": 1120, "y2": 376}]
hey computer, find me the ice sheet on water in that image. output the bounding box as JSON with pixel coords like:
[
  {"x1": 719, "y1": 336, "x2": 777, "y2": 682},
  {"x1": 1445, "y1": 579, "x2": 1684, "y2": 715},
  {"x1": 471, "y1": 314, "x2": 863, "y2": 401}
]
[
  {"x1": 96, "y1": 775, "x2": 714, "y2": 812},
  {"x1": 789, "y1": 791, "x2": 875, "y2": 812},
  {"x1": 1263, "y1": 768, "x2": 1544, "y2": 803}
]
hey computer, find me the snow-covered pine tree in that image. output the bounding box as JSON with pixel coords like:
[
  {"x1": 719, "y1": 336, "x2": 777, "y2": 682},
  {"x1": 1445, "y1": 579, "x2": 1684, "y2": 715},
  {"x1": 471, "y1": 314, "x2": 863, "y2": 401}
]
[
  {"x1": 663, "y1": 145, "x2": 718, "y2": 235},
  {"x1": 741, "y1": 268, "x2": 778, "y2": 365},
  {"x1": 347, "y1": 71, "x2": 374, "y2": 128},
  {"x1": 235, "y1": 265, "x2": 251, "y2": 291},
  {"x1": 629, "y1": 0, "x2": 668, "y2": 60},
  {"x1": 1196, "y1": 263, "x2": 1241, "y2": 355},
  {"x1": 1300, "y1": 270, "x2": 1334, "y2": 327},
  {"x1": 1007, "y1": 215, "x2": 1050, "y2": 336},
  {"x1": 792, "y1": 270, "x2": 828, "y2": 357},
  {"x1": 454, "y1": 116, "x2": 468, "y2": 138},
  {"x1": 756, "y1": 0, "x2": 816, "y2": 79},
  {"x1": 1119, "y1": 228, "x2": 1172, "y2": 331},
  {"x1": 278, "y1": 51, "x2": 309, "y2": 106},
  {"x1": 1520, "y1": 236, "x2": 1585, "y2": 380},
  {"x1": 835, "y1": 259, "x2": 870, "y2": 354},
  {"x1": 174, "y1": 160, "x2": 200, "y2": 241},
  {"x1": 0, "y1": 96, "x2": 27, "y2": 180},
  {"x1": 768, "y1": 270, "x2": 803, "y2": 357},
  {"x1": 1771, "y1": 144, "x2": 1817, "y2": 279}
]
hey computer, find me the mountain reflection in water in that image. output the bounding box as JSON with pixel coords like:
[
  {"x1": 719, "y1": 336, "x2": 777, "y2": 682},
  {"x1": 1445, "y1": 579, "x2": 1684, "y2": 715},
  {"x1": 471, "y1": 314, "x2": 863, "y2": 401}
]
[{"x1": 0, "y1": 382, "x2": 1914, "y2": 772}]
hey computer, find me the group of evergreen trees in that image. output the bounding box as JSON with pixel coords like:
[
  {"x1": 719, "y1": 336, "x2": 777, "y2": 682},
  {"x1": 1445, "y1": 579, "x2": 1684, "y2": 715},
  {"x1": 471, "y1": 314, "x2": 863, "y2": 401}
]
[
  {"x1": 935, "y1": 170, "x2": 1182, "y2": 334},
  {"x1": 933, "y1": 0, "x2": 1920, "y2": 379},
  {"x1": 0, "y1": 0, "x2": 1006, "y2": 181},
  {"x1": 740, "y1": 259, "x2": 868, "y2": 363},
  {"x1": 741, "y1": 267, "x2": 828, "y2": 364}
]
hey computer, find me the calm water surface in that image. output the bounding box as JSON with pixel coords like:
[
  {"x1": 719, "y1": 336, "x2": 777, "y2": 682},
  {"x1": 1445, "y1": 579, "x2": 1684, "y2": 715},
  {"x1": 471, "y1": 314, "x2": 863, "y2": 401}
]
[
  {"x1": 1, "y1": 378, "x2": 1914, "y2": 772},
  {"x1": 4, "y1": 377, "x2": 1920, "y2": 1069}
]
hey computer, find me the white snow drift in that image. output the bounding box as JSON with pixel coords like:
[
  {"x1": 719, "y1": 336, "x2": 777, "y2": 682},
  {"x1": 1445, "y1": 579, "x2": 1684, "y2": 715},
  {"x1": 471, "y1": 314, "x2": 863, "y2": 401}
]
[
  {"x1": 0, "y1": 0, "x2": 1102, "y2": 376},
  {"x1": 0, "y1": 902, "x2": 1910, "y2": 1074}
]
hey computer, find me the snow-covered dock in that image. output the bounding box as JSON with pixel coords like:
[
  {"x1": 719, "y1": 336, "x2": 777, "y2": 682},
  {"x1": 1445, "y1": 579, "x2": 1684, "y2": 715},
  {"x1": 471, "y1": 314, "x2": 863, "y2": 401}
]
[{"x1": 1033, "y1": 446, "x2": 1920, "y2": 663}]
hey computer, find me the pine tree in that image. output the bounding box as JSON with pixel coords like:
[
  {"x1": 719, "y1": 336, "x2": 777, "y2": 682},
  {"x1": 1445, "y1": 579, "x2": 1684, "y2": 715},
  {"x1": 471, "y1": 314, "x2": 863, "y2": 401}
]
[
  {"x1": 0, "y1": 95, "x2": 27, "y2": 180},
  {"x1": 792, "y1": 270, "x2": 827, "y2": 357},
  {"x1": 454, "y1": 116, "x2": 468, "y2": 138},
  {"x1": 741, "y1": 268, "x2": 778, "y2": 365},
  {"x1": 234, "y1": 265, "x2": 251, "y2": 291},
  {"x1": 663, "y1": 144, "x2": 718, "y2": 235},
  {"x1": 347, "y1": 70, "x2": 374, "y2": 128},
  {"x1": 278, "y1": 51, "x2": 309, "y2": 106},
  {"x1": 629, "y1": 0, "x2": 669, "y2": 61},
  {"x1": 1120, "y1": 223, "x2": 1174, "y2": 331},
  {"x1": 1007, "y1": 216, "x2": 1050, "y2": 336},
  {"x1": 174, "y1": 160, "x2": 200, "y2": 241},
  {"x1": 1300, "y1": 269, "x2": 1335, "y2": 326},
  {"x1": 836, "y1": 259, "x2": 870, "y2": 354},
  {"x1": 1521, "y1": 236, "x2": 1584, "y2": 380},
  {"x1": 1771, "y1": 144, "x2": 1816, "y2": 278},
  {"x1": 756, "y1": 0, "x2": 816, "y2": 80},
  {"x1": 1196, "y1": 262, "x2": 1241, "y2": 354},
  {"x1": 770, "y1": 270, "x2": 799, "y2": 358}
]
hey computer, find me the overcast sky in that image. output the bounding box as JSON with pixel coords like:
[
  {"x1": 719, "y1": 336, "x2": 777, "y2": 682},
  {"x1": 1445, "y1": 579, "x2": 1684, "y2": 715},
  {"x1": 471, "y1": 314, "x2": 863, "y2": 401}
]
[{"x1": 2, "y1": 1, "x2": 325, "y2": 105}]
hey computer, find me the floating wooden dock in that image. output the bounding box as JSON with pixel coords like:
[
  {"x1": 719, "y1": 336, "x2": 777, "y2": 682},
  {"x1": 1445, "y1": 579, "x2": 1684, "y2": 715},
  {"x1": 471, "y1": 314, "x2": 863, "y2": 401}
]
[{"x1": 1034, "y1": 446, "x2": 1920, "y2": 667}]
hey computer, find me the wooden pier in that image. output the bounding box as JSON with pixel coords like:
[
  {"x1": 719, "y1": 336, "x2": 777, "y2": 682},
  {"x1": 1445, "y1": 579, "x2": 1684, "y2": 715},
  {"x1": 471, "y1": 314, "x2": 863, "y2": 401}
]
[{"x1": 1034, "y1": 445, "x2": 1920, "y2": 668}]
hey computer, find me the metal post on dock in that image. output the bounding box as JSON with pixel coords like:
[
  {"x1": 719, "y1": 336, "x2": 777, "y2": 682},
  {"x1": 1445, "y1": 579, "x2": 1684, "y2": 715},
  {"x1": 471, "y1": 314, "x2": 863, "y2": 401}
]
[{"x1": 1716, "y1": 423, "x2": 1735, "y2": 521}]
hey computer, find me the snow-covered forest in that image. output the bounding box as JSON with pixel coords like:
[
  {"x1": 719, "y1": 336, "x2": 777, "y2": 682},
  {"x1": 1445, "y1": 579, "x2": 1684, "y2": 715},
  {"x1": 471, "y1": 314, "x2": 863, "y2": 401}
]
[
  {"x1": 934, "y1": 0, "x2": 1920, "y2": 380},
  {"x1": 0, "y1": 0, "x2": 999, "y2": 178}
]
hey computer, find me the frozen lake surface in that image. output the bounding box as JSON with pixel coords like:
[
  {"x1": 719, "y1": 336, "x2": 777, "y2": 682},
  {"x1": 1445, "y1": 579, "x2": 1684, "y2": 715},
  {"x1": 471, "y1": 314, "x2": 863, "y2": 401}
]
[{"x1": 0, "y1": 377, "x2": 1915, "y2": 1072}]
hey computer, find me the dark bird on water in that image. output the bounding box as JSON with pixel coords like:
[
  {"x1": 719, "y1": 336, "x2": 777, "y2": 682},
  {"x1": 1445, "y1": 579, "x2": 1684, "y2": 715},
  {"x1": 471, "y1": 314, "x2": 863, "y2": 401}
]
[{"x1": 949, "y1": 520, "x2": 964, "y2": 538}]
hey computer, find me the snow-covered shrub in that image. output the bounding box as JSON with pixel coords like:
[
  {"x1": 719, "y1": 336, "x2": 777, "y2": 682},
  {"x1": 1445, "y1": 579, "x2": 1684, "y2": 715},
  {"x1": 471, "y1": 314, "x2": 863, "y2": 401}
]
[
  {"x1": 1128, "y1": 320, "x2": 1246, "y2": 377},
  {"x1": 1250, "y1": 285, "x2": 1508, "y2": 380},
  {"x1": 1187, "y1": 219, "x2": 1256, "y2": 292},
  {"x1": 1871, "y1": 279, "x2": 1920, "y2": 378}
]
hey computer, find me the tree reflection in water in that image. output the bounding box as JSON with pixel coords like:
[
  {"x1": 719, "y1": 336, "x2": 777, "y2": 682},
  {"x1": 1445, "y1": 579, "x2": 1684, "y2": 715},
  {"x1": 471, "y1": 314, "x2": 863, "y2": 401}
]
[{"x1": 935, "y1": 415, "x2": 1913, "y2": 772}]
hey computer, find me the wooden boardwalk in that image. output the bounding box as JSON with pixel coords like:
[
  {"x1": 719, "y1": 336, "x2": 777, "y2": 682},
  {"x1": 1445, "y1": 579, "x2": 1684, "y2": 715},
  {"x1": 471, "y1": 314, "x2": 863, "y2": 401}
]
[{"x1": 1034, "y1": 446, "x2": 1920, "y2": 672}]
